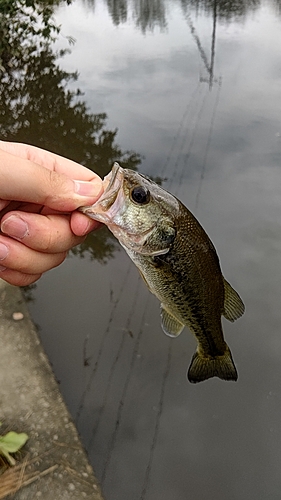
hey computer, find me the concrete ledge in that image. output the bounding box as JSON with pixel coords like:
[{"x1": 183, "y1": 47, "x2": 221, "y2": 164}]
[{"x1": 0, "y1": 279, "x2": 104, "y2": 500}]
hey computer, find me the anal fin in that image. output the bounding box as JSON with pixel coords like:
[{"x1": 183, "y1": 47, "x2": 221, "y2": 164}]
[{"x1": 160, "y1": 305, "x2": 185, "y2": 338}]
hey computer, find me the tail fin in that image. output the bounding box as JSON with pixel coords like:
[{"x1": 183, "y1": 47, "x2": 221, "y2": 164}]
[{"x1": 187, "y1": 345, "x2": 238, "y2": 383}]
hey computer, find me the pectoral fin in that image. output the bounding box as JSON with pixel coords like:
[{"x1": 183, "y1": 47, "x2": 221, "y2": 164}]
[
  {"x1": 223, "y1": 278, "x2": 245, "y2": 322},
  {"x1": 160, "y1": 305, "x2": 185, "y2": 338}
]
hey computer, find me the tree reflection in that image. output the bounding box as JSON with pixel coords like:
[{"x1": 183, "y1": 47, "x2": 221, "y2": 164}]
[
  {"x1": 83, "y1": 0, "x2": 261, "y2": 31},
  {"x1": 133, "y1": 0, "x2": 166, "y2": 32},
  {"x1": 83, "y1": 0, "x2": 167, "y2": 32},
  {"x1": 107, "y1": 0, "x2": 128, "y2": 25},
  {"x1": 181, "y1": 0, "x2": 260, "y2": 20},
  {"x1": 0, "y1": 0, "x2": 141, "y2": 263},
  {"x1": 272, "y1": 0, "x2": 281, "y2": 14}
]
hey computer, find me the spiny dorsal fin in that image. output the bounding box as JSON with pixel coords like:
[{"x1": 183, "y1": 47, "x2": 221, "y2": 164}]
[
  {"x1": 160, "y1": 305, "x2": 185, "y2": 338},
  {"x1": 223, "y1": 278, "x2": 245, "y2": 322}
]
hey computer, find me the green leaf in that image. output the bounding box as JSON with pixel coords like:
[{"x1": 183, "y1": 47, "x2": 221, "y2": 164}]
[
  {"x1": 0, "y1": 431, "x2": 28, "y2": 452},
  {"x1": 0, "y1": 431, "x2": 28, "y2": 465}
]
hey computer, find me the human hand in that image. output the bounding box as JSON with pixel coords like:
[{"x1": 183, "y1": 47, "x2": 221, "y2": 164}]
[{"x1": 0, "y1": 141, "x2": 103, "y2": 286}]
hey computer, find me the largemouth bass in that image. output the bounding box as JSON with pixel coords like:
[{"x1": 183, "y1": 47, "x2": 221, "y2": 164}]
[{"x1": 80, "y1": 163, "x2": 245, "y2": 383}]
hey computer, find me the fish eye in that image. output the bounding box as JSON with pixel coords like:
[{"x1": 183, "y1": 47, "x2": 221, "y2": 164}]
[{"x1": 130, "y1": 186, "x2": 150, "y2": 205}]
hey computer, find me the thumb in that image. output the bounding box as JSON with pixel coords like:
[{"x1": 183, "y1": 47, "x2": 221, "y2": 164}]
[{"x1": 0, "y1": 149, "x2": 103, "y2": 211}]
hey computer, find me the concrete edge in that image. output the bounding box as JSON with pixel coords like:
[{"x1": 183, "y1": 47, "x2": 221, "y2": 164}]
[{"x1": 0, "y1": 279, "x2": 105, "y2": 500}]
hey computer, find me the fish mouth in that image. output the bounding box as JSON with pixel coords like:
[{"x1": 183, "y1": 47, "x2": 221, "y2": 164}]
[{"x1": 79, "y1": 162, "x2": 124, "y2": 222}]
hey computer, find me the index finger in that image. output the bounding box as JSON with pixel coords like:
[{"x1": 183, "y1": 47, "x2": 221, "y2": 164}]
[
  {"x1": 0, "y1": 141, "x2": 99, "y2": 181},
  {"x1": 0, "y1": 148, "x2": 102, "y2": 211}
]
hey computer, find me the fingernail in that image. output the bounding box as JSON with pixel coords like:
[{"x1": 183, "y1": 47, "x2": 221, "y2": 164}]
[
  {"x1": 74, "y1": 179, "x2": 103, "y2": 198},
  {"x1": 1, "y1": 215, "x2": 29, "y2": 240},
  {"x1": 0, "y1": 265, "x2": 6, "y2": 272},
  {"x1": 0, "y1": 243, "x2": 9, "y2": 261}
]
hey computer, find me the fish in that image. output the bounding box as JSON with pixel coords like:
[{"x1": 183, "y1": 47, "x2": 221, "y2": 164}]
[{"x1": 80, "y1": 163, "x2": 245, "y2": 383}]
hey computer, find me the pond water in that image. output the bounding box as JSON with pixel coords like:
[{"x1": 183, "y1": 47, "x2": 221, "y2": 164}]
[{"x1": 7, "y1": 0, "x2": 281, "y2": 498}]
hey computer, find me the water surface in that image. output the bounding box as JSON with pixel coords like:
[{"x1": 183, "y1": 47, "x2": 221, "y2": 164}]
[{"x1": 5, "y1": 1, "x2": 281, "y2": 499}]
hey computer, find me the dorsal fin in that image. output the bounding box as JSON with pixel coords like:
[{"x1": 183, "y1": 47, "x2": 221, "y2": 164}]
[{"x1": 223, "y1": 278, "x2": 245, "y2": 322}]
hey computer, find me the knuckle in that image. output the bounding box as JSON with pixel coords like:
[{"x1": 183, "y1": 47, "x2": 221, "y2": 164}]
[
  {"x1": 44, "y1": 170, "x2": 72, "y2": 210},
  {"x1": 41, "y1": 229, "x2": 56, "y2": 253},
  {"x1": 53, "y1": 251, "x2": 67, "y2": 268},
  {"x1": 24, "y1": 251, "x2": 67, "y2": 274},
  {"x1": 18, "y1": 273, "x2": 42, "y2": 286},
  {"x1": 48, "y1": 169, "x2": 63, "y2": 191},
  {"x1": 1, "y1": 271, "x2": 42, "y2": 287},
  {"x1": 42, "y1": 171, "x2": 62, "y2": 206}
]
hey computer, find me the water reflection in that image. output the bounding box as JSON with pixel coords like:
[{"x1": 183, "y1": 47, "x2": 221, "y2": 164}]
[
  {"x1": 274, "y1": 0, "x2": 281, "y2": 12},
  {"x1": 183, "y1": 0, "x2": 260, "y2": 19},
  {"x1": 7, "y1": 1, "x2": 281, "y2": 499},
  {"x1": 0, "y1": 0, "x2": 140, "y2": 176},
  {"x1": 0, "y1": 0, "x2": 141, "y2": 263},
  {"x1": 83, "y1": 0, "x2": 263, "y2": 32},
  {"x1": 72, "y1": 226, "x2": 118, "y2": 263},
  {"x1": 86, "y1": 0, "x2": 281, "y2": 24}
]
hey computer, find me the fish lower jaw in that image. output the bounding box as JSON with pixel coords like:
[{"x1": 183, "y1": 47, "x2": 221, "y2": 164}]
[
  {"x1": 79, "y1": 206, "x2": 111, "y2": 224},
  {"x1": 81, "y1": 188, "x2": 125, "y2": 224}
]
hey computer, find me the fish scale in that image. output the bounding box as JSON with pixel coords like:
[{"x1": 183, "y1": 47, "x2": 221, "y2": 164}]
[
  {"x1": 130, "y1": 212, "x2": 226, "y2": 357},
  {"x1": 80, "y1": 163, "x2": 245, "y2": 383}
]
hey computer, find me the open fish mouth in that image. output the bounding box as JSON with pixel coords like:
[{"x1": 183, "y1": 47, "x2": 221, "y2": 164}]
[
  {"x1": 79, "y1": 163, "x2": 158, "y2": 251},
  {"x1": 102, "y1": 162, "x2": 122, "y2": 196},
  {"x1": 79, "y1": 162, "x2": 124, "y2": 222}
]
